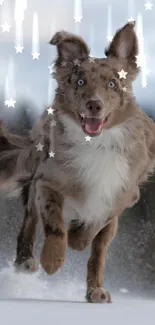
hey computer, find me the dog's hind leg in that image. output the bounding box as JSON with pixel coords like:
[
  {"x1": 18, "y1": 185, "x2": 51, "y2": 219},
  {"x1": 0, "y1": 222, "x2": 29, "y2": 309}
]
[{"x1": 14, "y1": 184, "x2": 39, "y2": 272}]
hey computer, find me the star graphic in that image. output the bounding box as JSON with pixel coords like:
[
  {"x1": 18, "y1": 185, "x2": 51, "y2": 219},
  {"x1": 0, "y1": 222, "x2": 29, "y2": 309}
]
[
  {"x1": 122, "y1": 87, "x2": 127, "y2": 92},
  {"x1": 128, "y1": 17, "x2": 135, "y2": 23},
  {"x1": 15, "y1": 45, "x2": 24, "y2": 53},
  {"x1": 51, "y1": 120, "x2": 57, "y2": 127},
  {"x1": 31, "y1": 52, "x2": 40, "y2": 59},
  {"x1": 135, "y1": 54, "x2": 143, "y2": 68},
  {"x1": 48, "y1": 63, "x2": 56, "y2": 74},
  {"x1": 5, "y1": 98, "x2": 16, "y2": 107},
  {"x1": 142, "y1": 83, "x2": 147, "y2": 88},
  {"x1": 144, "y1": 2, "x2": 153, "y2": 10},
  {"x1": 80, "y1": 112, "x2": 86, "y2": 118},
  {"x1": 85, "y1": 135, "x2": 91, "y2": 142},
  {"x1": 61, "y1": 61, "x2": 67, "y2": 67},
  {"x1": 74, "y1": 16, "x2": 82, "y2": 23},
  {"x1": 49, "y1": 150, "x2": 55, "y2": 158},
  {"x1": 88, "y1": 57, "x2": 95, "y2": 63},
  {"x1": 106, "y1": 36, "x2": 113, "y2": 42},
  {"x1": 35, "y1": 142, "x2": 44, "y2": 151},
  {"x1": 1, "y1": 22, "x2": 11, "y2": 32},
  {"x1": 73, "y1": 58, "x2": 81, "y2": 66},
  {"x1": 47, "y1": 107, "x2": 54, "y2": 115},
  {"x1": 117, "y1": 69, "x2": 128, "y2": 79}
]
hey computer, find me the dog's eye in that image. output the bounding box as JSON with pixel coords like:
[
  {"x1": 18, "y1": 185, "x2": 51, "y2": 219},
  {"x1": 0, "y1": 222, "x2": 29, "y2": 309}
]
[
  {"x1": 108, "y1": 80, "x2": 116, "y2": 88},
  {"x1": 77, "y1": 79, "x2": 85, "y2": 86}
]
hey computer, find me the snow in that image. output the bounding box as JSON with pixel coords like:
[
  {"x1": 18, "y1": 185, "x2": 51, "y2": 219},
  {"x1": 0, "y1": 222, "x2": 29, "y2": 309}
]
[
  {"x1": 0, "y1": 299, "x2": 154, "y2": 324},
  {"x1": 0, "y1": 263, "x2": 154, "y2": 325}
]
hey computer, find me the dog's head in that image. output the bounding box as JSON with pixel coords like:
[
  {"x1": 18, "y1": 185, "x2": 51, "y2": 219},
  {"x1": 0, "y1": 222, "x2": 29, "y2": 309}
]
[{"x1": 49, "y1": 22, "x2": 139, "y2": 137}]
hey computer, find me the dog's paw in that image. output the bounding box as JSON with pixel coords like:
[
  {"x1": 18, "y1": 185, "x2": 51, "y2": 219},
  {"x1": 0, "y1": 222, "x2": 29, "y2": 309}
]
[
  {"x1": 40, "y1": 235, "x2": 67, "y2": 275},
  {"x1": 86, "y1": 287, "x2": 112, "y2": 304},
  {"x1": 14, "y1": 257, "x2": 39, "y2": 273}
]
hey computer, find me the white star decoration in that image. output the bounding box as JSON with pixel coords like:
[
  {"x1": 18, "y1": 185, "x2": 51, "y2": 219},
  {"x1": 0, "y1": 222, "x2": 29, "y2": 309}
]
[
  {"x1": 106, "y1": 36, "x2": 113, "y2": 42},
  {"x1": 15, "y1": 46, "x2": 24, "y2": 53},
  {"x1": 31, "y1": 52, "x2": 40, "y2": 59},
  {"x1": 48, "y1": 63, "x2": 56, "y2": 73},
  {"x1": 88, "y1": 57, "x2": 95, "y2": 63},
  {"x1": 80, "y1": 112, "x2": 86, "y2": 118},
  {"x1": 61, "y1": 61, "x2": 67, "y2": 67},
  {"x1": 1, "y1": 22, "x2": 11, "y2": 32},
  {"x1": 144, "y1": 2, "x2": 153, "y2": 10},
  {"x1": 117, "y1": 69, "x2": 128, "y2": 79},
  {"x1": 47, "y1": 107, "x2": 54, "y2": 115},
  {"x1": 4, "y1": 98, "x2": 16, "y2": 107},
  {"x1": 122, "y1": 87, "x2": 127, "y2": 92},
  {"x1": 73, "y1": 58, "x2": 81, "y2": 66},
  {"x1": 49, "y1": 150, "x2": 55, "y2": 158},
  {"x1": 35, "y1": 142, "x2": 44, "y2": 151},
  {"x1": 74, "y1": 16, "x2": 82, "y2": 23},
  {"x1": 128, "y1": 17, "x2": 135, "y2": 23},
  {"x1": 85, "y1": 136, "x2": 91, "y2": 142},
  {"x1": 135, "y1": 54, "x2": 143, "y2": 68},
  {"x1": 51, "y1": 120, "x2": 57, "y2": 127}
]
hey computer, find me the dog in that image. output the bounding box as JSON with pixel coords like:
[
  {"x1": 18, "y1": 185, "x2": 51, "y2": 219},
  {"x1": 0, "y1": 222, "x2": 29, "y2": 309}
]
[{"x1": 0, "y1": 21, "x2": 155, "y2": 303}]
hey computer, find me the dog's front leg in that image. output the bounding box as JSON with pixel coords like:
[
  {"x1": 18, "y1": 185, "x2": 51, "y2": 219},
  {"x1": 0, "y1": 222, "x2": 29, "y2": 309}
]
[
  {"x1": 35, "y1": 179, "x2": 67, "y2": 274},
  {"x1": 86, "y1": 217, "x2": 118, "y2": 304}
]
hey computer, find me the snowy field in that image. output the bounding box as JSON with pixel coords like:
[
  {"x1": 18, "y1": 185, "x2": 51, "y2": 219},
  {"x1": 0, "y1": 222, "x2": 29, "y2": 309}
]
[
  {"x1": 0, "y1": 298, "x2": 155, "y2": 324},
  {"x1": 0, "y1": 262, "x2": 155, "y2": 324}
]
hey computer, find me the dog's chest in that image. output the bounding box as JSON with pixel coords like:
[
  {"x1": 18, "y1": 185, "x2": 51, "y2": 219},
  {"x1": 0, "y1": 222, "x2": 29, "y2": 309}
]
[{"x1": 63, "y1": 145, "x2": 129, "y2": 224}]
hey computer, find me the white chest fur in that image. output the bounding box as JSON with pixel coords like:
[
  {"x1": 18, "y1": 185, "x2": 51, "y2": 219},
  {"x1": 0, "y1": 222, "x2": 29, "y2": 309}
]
[{"x1": 60, "y1": 116, "x2": 130, "y2": 225}]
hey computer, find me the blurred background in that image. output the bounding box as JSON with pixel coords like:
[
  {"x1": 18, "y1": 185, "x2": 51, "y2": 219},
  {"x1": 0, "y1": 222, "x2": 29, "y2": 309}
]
[{"x1": 0, "y1": 0, "x2": 155, "y2": 302}]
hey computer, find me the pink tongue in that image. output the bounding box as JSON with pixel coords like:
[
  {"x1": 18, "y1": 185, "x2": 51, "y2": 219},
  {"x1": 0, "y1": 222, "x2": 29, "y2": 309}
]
[{"x1": 84, "y1": 119, "x2": 103, "y2": 134}]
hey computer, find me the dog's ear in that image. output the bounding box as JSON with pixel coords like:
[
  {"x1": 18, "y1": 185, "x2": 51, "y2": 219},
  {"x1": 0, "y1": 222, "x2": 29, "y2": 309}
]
[
  {"x1": 105, "y1": 22, "x2": 138, "y2": 62},
  {"x1": 49, "y1": 31, "x2": 90, "y2": 61}
]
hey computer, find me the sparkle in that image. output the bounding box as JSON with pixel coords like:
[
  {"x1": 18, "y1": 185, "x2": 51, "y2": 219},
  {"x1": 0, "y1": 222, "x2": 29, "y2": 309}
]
[
  {"x1": 74, "y1": 17, "x2": 82, "y2": 23},
  {"x1": 1, "y1": 22, "x2": 11, "y2": 32},
  {"x1": 51, "y1": 120, "x2": 57, "y2": 127},
  {"x1": 15, "y1": 45, "x2": 24, "y2": 53},
  {"x1": 49, "y1": 150, "x2": 55, "y2": 158},
  {"x1": 117, "y1": 69, "x2": 128, "y2": 79},
  {"x1": 48, "y1": 63, "x2": 56, "y2": 74},
  {"x1": 144, "y1": 2, "x2": 153, "y2": 10},
  {"x1": 85, "y1": 135, "x2": 91, "y2": 142},
  {"x1": 35, "y1": 142, "x2": 44, "y2": 151},
  {"x1": 31, "y1": 52, "x2": 40, "y2": 59},
  {"x1": 4, "y1": 98, "x2": 16, "y2": 107},
  {"x1": 128, "y1": 17, "x2": 135, "y2": 23},
  {"x1": 106, "y1": 35, "x2": 113, "y2": 42},
  {"x1": 80, "y1": 112, "x2": 86, "y2": 118},
  {"x1": 73, "y1": 58, "x2": 81, "y2": 66},
  {"x1": 88, "y1": 57, "x2": 95, "y2": 63},
  {"x1": 47, "y1": 107, "x2": 54, "y2": 115},
  {"x1": 135, "y1": 54, "x2": 143, "y2": 68},
  {"x1": 61, "y1": 61, "x2": 67, "y2": 67}
]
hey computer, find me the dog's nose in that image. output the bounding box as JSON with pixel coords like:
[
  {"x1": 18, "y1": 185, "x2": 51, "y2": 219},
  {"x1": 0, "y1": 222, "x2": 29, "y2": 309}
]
[{"x1": 86, "y1": 100, "x2": 103, "y2": 113}]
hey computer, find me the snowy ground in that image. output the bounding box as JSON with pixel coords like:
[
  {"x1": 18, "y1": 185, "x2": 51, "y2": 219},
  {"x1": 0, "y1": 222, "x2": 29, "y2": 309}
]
[
  {"x1": 0, "y1": 262, "x2": 155, "y2": 324},
  {"x1": 0, "y1": 298, "x2": 155, "y2": 324}
]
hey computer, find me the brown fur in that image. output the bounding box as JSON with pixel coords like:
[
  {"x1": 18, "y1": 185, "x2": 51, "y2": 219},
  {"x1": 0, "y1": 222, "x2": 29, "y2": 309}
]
[{"x1": 1, "y1": 22, "x2": 155, "y2": 303}]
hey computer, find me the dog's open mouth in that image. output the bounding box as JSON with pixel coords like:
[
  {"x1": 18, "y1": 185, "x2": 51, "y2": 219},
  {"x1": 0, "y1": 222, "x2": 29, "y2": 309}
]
[{"x1": 79, "y1": 115, "x2": 108, "y2": 136}]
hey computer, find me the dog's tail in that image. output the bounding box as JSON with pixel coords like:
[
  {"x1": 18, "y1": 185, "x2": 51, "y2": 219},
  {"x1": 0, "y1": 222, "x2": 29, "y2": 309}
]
[{"x1": 0, "y1": 120, "x2": 48, "y2": 195}]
